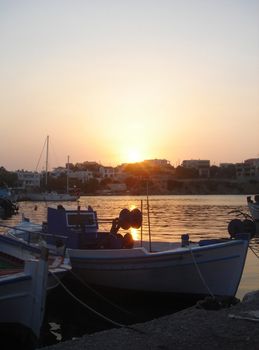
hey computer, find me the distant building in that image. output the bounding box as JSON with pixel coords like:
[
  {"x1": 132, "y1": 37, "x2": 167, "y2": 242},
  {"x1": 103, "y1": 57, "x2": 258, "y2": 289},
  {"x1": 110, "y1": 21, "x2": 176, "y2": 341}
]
[
  {"x1": 244, "y1": 158, "x2": 259, "y2": 167},
  {"x1": 181, "y1": 160, "x2": 210, "y2": 177},
  {"x1": 69, "y1": 170, "x2": 93, "y2": 183},
  {"x1": 75, "y1": 161, "x2": 100, "y2": 171},
  {"x1": 235, "y1": 158, "x2": 259, "y2": 180},
  {"x1": 51, "y1": 167, "x2": 67, "y2": 178},
  {"x1": 219, "y1": 163, "x2": 235, "y2": 168},
  {"x1": 16, "y1": 170, "x2": 41, "y2": 189},
  {"x1": 107, "y1": 183, "x2": 127, "y2": 192},
  {"x1": 99, "y1": 166, "x2": 115, "y2": 178},
  {"x1": 143, "y1": 159, "x2": 171, "y2": 166}
]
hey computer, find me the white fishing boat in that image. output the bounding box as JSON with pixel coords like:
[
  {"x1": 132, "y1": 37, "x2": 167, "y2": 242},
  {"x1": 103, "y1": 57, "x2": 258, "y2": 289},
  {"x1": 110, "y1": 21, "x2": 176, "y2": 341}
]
[
  {"x1": 69, "y1": 238, "x2": 249, "y2": 297},
  {"x1": 247, "y1": 195, "x2": 259, "y2": 221},
  {"x1": 0, "y1": 248, "x2": 49, "y2": 345},
  {"x1": 0, "y1": 223, "x2": 71, "y2": 291},
  {"x1": 4, "y1": 205, "x2": 251, "y2": 299},
  {"x1": 25, "y1": 191, "x2": 79, "y2": 202}
]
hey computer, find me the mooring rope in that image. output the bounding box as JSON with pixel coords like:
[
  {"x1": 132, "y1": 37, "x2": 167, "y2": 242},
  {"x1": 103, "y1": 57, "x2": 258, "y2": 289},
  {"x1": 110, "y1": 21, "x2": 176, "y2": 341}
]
[
  {"x1": 188, "y1": 245, "x2": 215, "y2": 298},
  {"x1": 249, "y1": 243, "x2": 259, "y2": 259},
  {"x1": 68, "y1": 269, "x2": 133, "y2": 316},
  {"x1": 49, "y1": 271, "x2": 145, "y2": 334}
]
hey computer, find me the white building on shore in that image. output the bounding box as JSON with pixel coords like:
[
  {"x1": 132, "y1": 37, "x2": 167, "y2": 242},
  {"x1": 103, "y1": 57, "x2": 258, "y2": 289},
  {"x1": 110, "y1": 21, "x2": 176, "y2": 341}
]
[
  {"x1": 16, "y1": 170, "x2": 41, "y2": 189},
  {"x1": 181, "y1": 160, "x2": 210, "y2": 177}
]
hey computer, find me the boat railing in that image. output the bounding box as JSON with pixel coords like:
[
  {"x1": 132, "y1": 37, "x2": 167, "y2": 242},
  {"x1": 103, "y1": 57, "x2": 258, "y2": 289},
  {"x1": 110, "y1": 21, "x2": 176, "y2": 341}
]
[{"x1": 0, "y1": 223, "x2": 68, "y2": 256}]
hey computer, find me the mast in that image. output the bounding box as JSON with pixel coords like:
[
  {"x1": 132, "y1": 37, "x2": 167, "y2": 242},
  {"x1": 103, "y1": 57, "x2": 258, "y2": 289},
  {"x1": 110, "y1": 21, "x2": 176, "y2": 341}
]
[
  {"x1": 45, "y1": 135, "x2": 49, "y2": 187},
  {"x1": 66, "y1": 155, "x2": 69, "y2": 193}
]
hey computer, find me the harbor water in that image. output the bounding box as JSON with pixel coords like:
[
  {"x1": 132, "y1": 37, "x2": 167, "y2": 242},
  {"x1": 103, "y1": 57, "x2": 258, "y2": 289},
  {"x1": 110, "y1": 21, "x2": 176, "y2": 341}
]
[
  {"x1": 2, "y1": 194, "x2": 259, "y2": 299},
  {"x1": 1, "y1": 194, "x2": 259, "y2": 345}
]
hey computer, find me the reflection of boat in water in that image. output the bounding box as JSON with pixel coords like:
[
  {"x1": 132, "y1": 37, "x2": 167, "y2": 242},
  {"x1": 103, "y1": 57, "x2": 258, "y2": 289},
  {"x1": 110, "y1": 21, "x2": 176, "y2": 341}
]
[
  {"x1": 247, "y1": 195, "x2": 259, "y2": 222},
  {"x1": 5, "y1": 204, "x2": 251, "y2": 299},
  {"x1": 0, "y1": 247, "x2": 49, "y2": 348}
]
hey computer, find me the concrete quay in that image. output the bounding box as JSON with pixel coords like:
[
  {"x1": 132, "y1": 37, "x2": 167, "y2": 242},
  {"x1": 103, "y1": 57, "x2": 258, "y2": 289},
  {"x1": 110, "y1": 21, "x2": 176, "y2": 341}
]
[{"x1": 40, "y1": 290, "x2": 259, "y2": 350}]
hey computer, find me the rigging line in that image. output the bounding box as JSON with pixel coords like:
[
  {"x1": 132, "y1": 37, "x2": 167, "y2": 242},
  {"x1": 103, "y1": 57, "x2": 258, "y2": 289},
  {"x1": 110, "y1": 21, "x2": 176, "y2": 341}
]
[
  {"x1": 68, "y1": 269, "x2": 134, "y2": 316},
  {"x1": 35, "y1": 136, "x2": 48, "y2": 172},
  {"x1": 249, "y1": 245, "x2": 259, "y2": 259},
  {"x1": 49, "y1": 271, "x2": 145, "y2": 334},
  {"x1": 188, "y1": 245, "x2": 215, "y2": 298}
]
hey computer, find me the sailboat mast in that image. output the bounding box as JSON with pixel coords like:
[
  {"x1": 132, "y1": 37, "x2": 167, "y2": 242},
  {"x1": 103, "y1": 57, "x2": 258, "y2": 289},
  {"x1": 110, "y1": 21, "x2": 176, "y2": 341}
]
[
  {"x1": 67, "y1": 155, "x2": 69, "y2": 193},
  {"x1": 45, "y1": 135, "x2": 49, "y2": 187}
]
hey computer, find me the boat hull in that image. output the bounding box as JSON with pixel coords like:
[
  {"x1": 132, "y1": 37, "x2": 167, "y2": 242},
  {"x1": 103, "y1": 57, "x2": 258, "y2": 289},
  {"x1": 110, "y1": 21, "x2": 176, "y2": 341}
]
[
  {"x1": 0, "y1": 254, "x2": 48, "y2": 341},
  {"x1": 248, "y1": 202, "x2": 259, "y2": 221},
  {"x1": 0, "y1": 234, "x2": 70, "y2": 291},
  {"x1": 67, "y1": 239, "x2": 248, "y2": 298}
]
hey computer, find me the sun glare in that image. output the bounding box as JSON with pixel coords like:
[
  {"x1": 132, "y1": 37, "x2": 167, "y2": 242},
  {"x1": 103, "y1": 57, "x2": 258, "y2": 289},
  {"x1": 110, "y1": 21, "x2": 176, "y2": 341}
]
[
  {"x1": 127, "y1": 148, "x2": 142, "y2": 163},
  {"x1": 130, "y1": 228, "x2": 139, "y2": 241}
]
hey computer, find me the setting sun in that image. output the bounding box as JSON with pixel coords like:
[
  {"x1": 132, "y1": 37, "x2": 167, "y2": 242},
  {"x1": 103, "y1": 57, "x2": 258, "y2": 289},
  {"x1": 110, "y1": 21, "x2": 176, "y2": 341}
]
[{"x1": 126, "y1": 148, "x2": 143, "y2": 163}]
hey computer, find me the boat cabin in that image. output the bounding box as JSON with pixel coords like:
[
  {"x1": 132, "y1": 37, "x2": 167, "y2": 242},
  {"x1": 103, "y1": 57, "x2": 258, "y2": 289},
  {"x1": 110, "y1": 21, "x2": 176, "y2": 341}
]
[{"x1": 45, "y1": 206, "x2": 134, "y2": 250}]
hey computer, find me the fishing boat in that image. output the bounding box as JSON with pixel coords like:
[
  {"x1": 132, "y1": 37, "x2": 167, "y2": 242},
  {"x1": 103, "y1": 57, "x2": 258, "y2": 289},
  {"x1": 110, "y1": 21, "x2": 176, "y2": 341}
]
[
  {"x1": 0, "y1": 223, "x2": 71, "y2": 291},
  {"x1": 0, "y1": 185, "x2": 19, "y2": 219},
  {"x1": 247, "y1": 195, "x2": 259, "y2": 221},
  {"x1": 0, "y1": 247, "x2": 49, "y2": 347},
  {"x1": 25, "y1": 191, "x2": 79, "y2": 202},
  {"x1": 4, "y1": 205, "x2": 251, "y2": 299}
]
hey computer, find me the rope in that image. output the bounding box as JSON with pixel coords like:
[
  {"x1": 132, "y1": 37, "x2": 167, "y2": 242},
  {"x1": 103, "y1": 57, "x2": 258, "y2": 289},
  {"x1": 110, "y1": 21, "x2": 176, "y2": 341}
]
[
  {"x1": 188, "y1": 245, "x2": 215, "y2": 298},
  {"x1": 49, "y1": 271, "x2": 145, "y2": 334},
  {"x1": 249, "y1": 244, "x2": 259, "y2": 259},
  {"x1": 68, "y1": 269, "x2": 133, "y2": 316}
]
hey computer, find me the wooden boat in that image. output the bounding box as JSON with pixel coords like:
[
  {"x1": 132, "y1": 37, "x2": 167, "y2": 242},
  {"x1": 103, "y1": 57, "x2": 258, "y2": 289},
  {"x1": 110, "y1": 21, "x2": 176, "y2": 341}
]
[
  {"x1": 4, "y1": 205, "x2": 251, "y2": 299},
  {"x1": 0, "y1": 248, "x2": 49, "y2": 346}
]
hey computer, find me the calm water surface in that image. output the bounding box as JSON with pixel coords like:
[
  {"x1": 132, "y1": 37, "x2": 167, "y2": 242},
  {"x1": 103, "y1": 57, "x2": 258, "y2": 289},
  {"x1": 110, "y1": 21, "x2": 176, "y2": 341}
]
[{"x1": 1, "y1": 194, "x2": 259, "y2": 299}]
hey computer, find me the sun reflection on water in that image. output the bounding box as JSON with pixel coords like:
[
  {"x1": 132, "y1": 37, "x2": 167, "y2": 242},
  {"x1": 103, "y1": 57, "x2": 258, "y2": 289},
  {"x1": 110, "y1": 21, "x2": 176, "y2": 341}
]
[{"x1": 130, "y1": 227, "x2": 139, "y2": 240}]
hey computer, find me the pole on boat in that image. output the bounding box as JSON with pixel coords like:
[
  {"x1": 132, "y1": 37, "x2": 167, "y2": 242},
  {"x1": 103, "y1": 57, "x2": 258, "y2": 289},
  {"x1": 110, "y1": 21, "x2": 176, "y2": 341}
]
[
  {"x1": 140, "y1": 199, "x2": 143, "y2": 247},
  {"x1": 146, "y1": 180, "x2": 152, "y2": 252}
]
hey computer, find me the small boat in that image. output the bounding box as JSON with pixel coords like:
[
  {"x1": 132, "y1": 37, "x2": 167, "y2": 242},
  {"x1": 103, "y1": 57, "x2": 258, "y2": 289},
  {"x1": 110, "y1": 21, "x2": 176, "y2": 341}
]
[
  {"x1": 247, "y1": 195, "x2": 259, "y2": 221},
  {"x1": 0, "y1": 186, "x2": 19, "y2": 219},
  {"x1": 5, "y1": 205, "x2": 251, "y2": 299},
  {"x1": 0, "y1": 185, "x2": 17, "y2": 202},
  {"x1": 24, "y1": 191, "x2": 79, "y2": 202},
  {"x1": 0, "y1": 222, "x2": 71, "y2": 291},
  {"x1": 0, "y1": 197, "x2": 18, "y2": 219},
  {"x1": 0, "y1": 247, "x2": 49, "y2": 347},
  {"x1": 24, "y1": 136, "x2": 80, "y2": 202}
]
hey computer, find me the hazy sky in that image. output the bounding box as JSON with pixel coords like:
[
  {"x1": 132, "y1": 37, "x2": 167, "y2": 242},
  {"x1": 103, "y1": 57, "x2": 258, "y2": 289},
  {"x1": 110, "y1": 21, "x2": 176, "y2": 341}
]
[{"x1": 1, "y1": 0, "x2": 258, "y2": 171}]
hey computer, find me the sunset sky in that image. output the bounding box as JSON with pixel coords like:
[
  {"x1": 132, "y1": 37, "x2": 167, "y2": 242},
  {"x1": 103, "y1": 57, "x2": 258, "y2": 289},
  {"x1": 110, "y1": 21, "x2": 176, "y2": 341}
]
[{"x1": 0, "y1": 0, "x2": 258, "y2": 171}]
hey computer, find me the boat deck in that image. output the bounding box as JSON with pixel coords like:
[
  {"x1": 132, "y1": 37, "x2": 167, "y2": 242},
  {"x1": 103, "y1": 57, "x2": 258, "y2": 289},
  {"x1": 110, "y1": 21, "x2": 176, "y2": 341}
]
[{"x1": 0, "y1": 251, "x2": 24, "y2": 276}]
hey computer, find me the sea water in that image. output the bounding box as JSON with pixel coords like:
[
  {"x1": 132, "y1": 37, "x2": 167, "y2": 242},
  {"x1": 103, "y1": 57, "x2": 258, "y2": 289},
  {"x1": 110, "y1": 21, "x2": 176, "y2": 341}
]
[
  {"x1": 2, "y1": 194, "x2": 259, "y2": 343},
  {"x1": 2, "y1": 194, "x2": 259, "y2": 298}
]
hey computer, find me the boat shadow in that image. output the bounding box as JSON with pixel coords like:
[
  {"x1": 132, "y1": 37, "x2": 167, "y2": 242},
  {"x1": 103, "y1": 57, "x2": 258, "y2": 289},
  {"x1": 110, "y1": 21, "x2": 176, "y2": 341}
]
[{"x1": 42, "y1": 273, "x2": 198, "y2": 346}]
